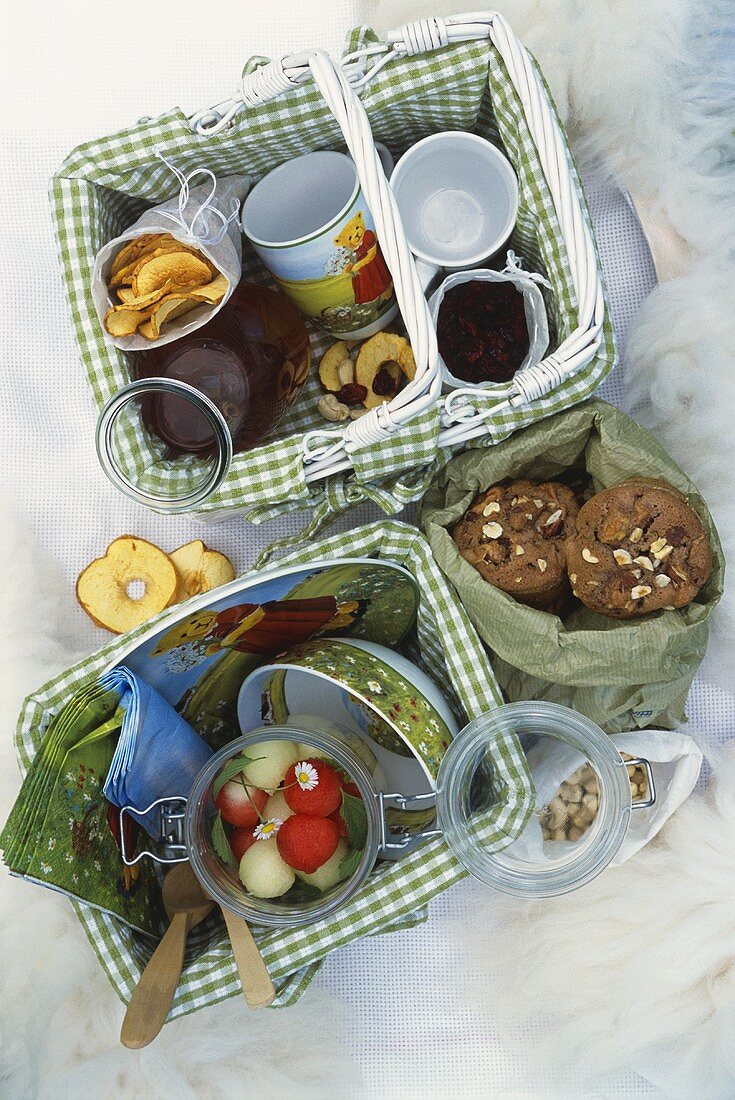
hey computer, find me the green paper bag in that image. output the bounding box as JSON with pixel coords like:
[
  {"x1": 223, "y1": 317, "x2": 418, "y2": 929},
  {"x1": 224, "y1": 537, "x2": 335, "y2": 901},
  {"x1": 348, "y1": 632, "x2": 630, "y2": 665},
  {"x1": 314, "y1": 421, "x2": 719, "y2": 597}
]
[{"x1": 419, "y1": 399, "x2": 724, "y2": 732}]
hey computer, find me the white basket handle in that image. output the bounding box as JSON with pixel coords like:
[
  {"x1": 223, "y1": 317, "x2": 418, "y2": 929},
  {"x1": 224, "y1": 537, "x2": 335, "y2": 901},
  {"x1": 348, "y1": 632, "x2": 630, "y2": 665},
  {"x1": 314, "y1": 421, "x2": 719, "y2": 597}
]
[{"x1": 190, "y1": 13, "x2": 606, "y2": 482}]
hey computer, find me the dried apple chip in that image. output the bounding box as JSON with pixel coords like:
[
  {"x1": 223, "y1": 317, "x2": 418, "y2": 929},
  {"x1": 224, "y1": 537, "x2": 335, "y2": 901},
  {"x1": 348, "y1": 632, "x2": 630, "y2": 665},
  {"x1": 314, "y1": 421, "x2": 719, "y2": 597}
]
[
  {"x1": 185, "y1": 273, "x2": 228, "y2": 302},
  {"x1": 104, "y1": 306, "x2": 152, "y2": 337},
  {"x1": 76, "y1": 536, "x2": 178, "y2": 633},
  {"x1": 318, "y1": 341, "x2": 354, "y2": 392},
  {"x1": 114, "y1": 281, "x2": 174, "y2": 309},
  {"x1": 355, "y1": 332, "x2": 414, "y2": 409},
  {"x1": 132, "y1": 251, "x2": 212, "y2": 297},
  {"x1": 148, "y1": 295, "x2": 201, "y2": 338},
  {"x1": 169, "y1": 539, "x2": 235, "y2": 601},
  {"x1": 109, "y1": 233, "x2": 163, "y2": 280}
]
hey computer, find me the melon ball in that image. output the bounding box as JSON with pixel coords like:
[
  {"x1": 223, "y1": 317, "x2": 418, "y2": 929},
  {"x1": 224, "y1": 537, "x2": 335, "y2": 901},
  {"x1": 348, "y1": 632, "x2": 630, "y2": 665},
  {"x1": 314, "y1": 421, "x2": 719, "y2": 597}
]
[
  {"x1": 296, "y1": 839, "x2": 349, "y2": 893},
  {"x1": 297, "y1": 741, "x2": 331, "y2": 761},
  {"x1": 239, "y1": 839, "x2": 295, "y2": 898},
  {"x1": 263, "y1": 787, "x2": 294, "y2": 823},
  {"x1": 242, "y1": 739, "x2": 300, "y2": 790}
]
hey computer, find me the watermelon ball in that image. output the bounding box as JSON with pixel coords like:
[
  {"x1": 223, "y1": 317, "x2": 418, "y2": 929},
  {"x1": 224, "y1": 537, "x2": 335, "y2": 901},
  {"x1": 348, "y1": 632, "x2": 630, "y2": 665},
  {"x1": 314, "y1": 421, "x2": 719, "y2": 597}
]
[
  {"x1": 284, "y1": 759, "x2": 342, "y2": 817},
  {"x1": 229, "y1": 826, "x2": 257, "y2": 862},
  {"x1": 239, "y1": 839, "x2": 295, "y2": 898},
  {"x1": 214, "y1": 781, "x2": 267, "y2": 828},
  {"x1": 277, "y1": 813, "x2": 340, "y2": 873},
  {"x1": 328, "y1": 806, "x2": 349, "y2": 839}
]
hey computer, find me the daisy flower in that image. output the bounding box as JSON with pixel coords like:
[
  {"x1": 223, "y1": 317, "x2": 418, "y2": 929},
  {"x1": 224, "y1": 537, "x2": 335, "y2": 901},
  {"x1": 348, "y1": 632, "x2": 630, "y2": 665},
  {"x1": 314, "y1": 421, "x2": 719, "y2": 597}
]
[
  {"x1": 253, "y1": 819, "x2": 282, "y2": 841},
  {"x1": 366, "y1": 680, "x2": 382, "y2": 694},
  {"x1": 294, "y1": 761, "x2": 319, "y2": 790}
]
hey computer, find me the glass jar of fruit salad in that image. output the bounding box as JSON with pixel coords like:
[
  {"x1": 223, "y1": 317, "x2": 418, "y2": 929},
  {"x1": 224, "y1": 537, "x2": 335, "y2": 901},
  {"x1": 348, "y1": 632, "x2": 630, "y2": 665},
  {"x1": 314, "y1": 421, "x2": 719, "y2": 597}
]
[{"x1": 185, "y1": 725, "x2": 394, "y2": 928}]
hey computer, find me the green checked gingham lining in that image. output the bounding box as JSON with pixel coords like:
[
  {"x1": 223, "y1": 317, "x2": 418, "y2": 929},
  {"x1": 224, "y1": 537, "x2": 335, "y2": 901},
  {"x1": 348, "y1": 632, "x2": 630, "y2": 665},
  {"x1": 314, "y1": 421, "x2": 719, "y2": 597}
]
[
  {"x1": 50, "y1": 25, "x2": 615, "y2": 522},
  {"x1": 14, "y1": 521, "x2": 534, "y2": 1017}
]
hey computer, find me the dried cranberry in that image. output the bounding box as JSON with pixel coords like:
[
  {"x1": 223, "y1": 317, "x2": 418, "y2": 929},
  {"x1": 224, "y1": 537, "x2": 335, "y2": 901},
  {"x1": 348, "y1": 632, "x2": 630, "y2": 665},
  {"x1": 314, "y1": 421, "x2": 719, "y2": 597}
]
[
  {"x1": 436, "y1": 280, "x2": 529, "y2": 385},
  {"x1": 372, "y1": 366, "x2": 398, "y2": 396},
  {"x1": 335, "y1": 383, "x2": 368, "y2": 406}
]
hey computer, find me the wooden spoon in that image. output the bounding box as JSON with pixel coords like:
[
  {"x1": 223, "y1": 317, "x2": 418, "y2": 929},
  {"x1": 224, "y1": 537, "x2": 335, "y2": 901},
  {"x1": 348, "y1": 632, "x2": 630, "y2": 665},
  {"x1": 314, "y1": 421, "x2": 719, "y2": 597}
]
[
  {"x1": 217, "y1": 903, "x2": 276, "y2": 1010},
  {"x1": 120, "y1": 862, "x2": 214, "y2": 1049}
]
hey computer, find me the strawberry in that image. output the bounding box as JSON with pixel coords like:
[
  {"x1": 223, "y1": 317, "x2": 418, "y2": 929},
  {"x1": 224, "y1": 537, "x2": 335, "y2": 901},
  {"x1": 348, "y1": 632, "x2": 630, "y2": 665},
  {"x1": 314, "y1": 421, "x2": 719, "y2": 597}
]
[
  {"x1": 343, "y1": 780, "x2": 361, "y2": 798},
  {"x1": 229, "y1": 826, "x2": 257, "y2": 862},
  {"x1": 277, "y1": 813, "x2": 340, "y2": 873},
  {"x1": 284, "y1": 759, "x2": 342, "y2": 817},
  {"x1": 214, "y1": 781, "x2": 267, "y2": 828}
]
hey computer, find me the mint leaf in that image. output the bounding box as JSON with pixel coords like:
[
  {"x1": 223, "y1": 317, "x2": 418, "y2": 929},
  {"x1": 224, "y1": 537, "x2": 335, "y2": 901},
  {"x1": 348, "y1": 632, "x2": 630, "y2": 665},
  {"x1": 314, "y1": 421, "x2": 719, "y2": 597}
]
[
  {"x1": 340, "y1": 791, "x2": 367, "y2": 849},
  {"x1": 294, "y1": 881, "x2": 324, "y2": 899},
  {"x1": 210, "y1": 811, "x2": 235, "y2": 867},
  {"x1": 338, "y1": 847, "x2": 363, "y2": 879},
  {"x1": 212, "y1": 753, "x2": 261, "y2": 798}
]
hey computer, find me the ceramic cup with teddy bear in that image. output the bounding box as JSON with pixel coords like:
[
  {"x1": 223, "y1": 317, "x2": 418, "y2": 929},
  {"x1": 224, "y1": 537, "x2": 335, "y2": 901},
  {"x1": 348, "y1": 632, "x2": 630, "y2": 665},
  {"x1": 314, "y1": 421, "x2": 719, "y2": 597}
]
[{"x1": 240, "y1": 146, "x2": 398, "y2": 339}]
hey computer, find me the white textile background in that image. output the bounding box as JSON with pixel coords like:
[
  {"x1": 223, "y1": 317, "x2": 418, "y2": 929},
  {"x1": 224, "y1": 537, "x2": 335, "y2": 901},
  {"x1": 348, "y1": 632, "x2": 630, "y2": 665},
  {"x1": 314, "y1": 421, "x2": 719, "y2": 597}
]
[{"x1": 1, "y1": 3, "x2": 732, "y2": 1096}]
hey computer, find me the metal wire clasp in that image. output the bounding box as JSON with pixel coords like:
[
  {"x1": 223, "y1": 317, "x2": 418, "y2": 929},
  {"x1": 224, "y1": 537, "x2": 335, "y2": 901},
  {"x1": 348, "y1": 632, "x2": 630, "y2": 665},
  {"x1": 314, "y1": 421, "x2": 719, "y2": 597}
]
[
  {"x1": 118, "y1": 797, "x2": 189, "y2": 866},
  {"x1": 625, "y1": 757, "x2": 657, "y2": 810},
  {"x1": 376, "y1": 791, "x2": 442, "y2": 852}
]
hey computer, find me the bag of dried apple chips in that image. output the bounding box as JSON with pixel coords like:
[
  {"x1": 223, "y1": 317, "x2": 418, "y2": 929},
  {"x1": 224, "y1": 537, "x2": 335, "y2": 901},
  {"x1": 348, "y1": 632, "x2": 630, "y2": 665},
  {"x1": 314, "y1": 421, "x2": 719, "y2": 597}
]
[{"x1": 419, "y1": 398, "x2": 724, "y2": 732}]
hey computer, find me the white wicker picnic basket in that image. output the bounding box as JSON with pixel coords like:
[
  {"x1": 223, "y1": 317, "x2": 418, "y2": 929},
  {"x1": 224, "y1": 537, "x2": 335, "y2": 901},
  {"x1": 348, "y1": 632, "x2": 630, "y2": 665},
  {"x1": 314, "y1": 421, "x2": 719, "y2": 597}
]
[{"x1": 52, "y1": 11, "x2": 615, "y2": 522}]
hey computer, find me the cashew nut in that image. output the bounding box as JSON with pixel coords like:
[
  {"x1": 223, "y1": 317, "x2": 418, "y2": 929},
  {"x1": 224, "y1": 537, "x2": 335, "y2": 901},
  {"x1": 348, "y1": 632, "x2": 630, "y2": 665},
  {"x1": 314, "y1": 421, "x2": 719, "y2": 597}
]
[{"x1": 317, "y1": 394, "x2": 350, "y2": 422}]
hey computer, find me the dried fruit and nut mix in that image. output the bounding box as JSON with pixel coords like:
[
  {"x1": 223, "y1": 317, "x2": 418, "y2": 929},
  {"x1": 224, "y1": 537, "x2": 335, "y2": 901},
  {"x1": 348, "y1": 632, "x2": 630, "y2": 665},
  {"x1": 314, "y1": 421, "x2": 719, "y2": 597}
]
[
  {"x1": 103, "y1": 233, "x2": 228, "y2": 340},
  {"x1": 208, "y1": 740, "x2": 367, "y2": 901},
  {"x1": 76, "y1": 537, "x2": 235, "y2": 633},
  {"x1": 317, "y1": 332, "x2": 416, "y2": 421},
  {"x1": 540, "y1": 755, "x2": 648, "y2": 843}
]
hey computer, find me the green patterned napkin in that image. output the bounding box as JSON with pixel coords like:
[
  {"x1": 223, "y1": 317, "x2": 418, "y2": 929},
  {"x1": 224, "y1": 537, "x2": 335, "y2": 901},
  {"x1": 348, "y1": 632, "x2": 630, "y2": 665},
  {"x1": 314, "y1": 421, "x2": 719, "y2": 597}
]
[{"x1": 1, "y1": 680, "x2": 164, "y2": 936}]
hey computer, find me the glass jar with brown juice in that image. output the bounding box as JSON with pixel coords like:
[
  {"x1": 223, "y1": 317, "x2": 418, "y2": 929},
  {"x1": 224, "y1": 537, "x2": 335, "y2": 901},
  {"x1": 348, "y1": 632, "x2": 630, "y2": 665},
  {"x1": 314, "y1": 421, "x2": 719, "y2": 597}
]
[{"x1": 135, "y1": 282, "x2": 310, "y2": 456}]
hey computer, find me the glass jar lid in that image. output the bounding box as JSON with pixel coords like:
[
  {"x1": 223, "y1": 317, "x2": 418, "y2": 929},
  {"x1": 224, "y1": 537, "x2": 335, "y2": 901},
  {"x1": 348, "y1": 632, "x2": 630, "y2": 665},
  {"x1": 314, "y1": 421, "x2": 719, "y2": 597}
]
[
  {"x1": 95, "y1": 377, "x2": 233, "y2": 512},
  {"x1": 436, "y1": 702, "x2": 632, "y2": 897}
]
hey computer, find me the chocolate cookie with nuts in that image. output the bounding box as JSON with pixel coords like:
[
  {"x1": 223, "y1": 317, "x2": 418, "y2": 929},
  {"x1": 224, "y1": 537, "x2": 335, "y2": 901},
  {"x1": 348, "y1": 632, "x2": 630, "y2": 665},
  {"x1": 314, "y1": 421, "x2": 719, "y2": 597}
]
[
  {"x1": 452, "y1": 479, "x2": 579, "y2": 610},
  {"x1": 565, "y1": 479, "x2": 712, "y2": 618}
]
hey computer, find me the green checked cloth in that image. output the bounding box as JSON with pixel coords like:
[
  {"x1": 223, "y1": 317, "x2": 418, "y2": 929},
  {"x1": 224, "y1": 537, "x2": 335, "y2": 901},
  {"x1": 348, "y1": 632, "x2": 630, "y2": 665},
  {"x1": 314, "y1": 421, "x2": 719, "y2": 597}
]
[
  {"x1": 51, "y1": 24, "x2": 615, "y2": 525},
  {"x1": 9, "y1": 521, "x2": 534, "y2": 1018}
]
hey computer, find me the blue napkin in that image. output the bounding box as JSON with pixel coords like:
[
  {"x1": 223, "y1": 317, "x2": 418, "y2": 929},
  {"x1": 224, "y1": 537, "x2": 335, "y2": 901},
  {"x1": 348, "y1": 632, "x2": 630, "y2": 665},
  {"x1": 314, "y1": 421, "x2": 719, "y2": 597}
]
[{"x1": 101, "y1": 666, "x2": 213, "y2": 837}]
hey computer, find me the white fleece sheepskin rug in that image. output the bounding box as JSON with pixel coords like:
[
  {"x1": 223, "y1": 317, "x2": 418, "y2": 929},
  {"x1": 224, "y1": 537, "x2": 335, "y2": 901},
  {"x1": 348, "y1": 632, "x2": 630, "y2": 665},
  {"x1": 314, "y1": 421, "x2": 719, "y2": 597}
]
[
  {"x1": 453, "y1": 745, "x2": 735, "y2": 1099},
  {"x1": 3, "y1": 2, "x2": 734, "y2": 1096},
  {"x1": 0, "y1": 500, "x2": 361, "y2": 1100}
]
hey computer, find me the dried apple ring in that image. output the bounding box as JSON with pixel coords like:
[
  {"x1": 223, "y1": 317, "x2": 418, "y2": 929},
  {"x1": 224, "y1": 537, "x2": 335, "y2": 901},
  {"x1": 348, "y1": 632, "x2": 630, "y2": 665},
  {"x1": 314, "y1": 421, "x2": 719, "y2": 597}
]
[
  {"x1": 355, "y1": 332, "x2": 416, "y2": 409},
  {"x1": 76, "y1": 536, "x2": 178, "y2": 633},
  {"x1": 169, "y1": 539, "x2": 235, "y2": 601},
  {"x1": 318, "y1": 341, "x2": 354, "y2": 392}
]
